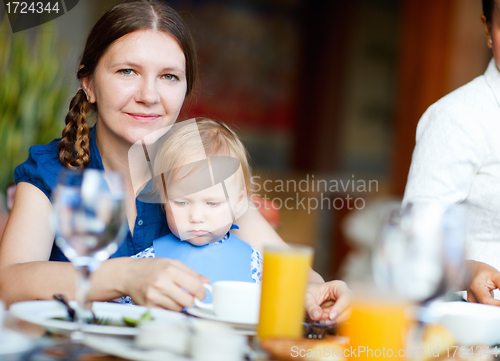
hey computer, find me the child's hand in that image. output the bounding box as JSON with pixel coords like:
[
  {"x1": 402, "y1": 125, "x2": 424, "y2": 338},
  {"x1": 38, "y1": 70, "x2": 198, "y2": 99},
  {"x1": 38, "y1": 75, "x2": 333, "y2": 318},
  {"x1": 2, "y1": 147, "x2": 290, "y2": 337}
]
[
  {"x1": 122, "y1": 258, "x2": 209, "y2": 311},
  {"x1": 304, "y1": 280, "x2": 351, "y2": 324}
]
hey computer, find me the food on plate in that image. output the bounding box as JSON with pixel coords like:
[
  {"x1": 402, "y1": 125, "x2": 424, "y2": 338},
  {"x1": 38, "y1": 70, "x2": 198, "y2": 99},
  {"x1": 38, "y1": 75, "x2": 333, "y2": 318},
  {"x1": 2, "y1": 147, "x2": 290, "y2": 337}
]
[
  {"x1": 53, "y1": 308, "x2": 154, "y2": 327},
  {"x1": 260, "y1": 336, "x2": 348, "y2": 361}
]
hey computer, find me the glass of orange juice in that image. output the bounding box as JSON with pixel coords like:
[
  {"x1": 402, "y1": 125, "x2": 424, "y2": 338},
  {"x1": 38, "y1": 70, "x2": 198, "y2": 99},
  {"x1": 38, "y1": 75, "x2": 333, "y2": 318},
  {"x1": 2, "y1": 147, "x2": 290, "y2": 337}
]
[
  {"x1": 338, "y1": 287, "x2": 415, "y2": 361},
  {"x1": 257, "y1": 244, "x2": 313, "y2": 339}
]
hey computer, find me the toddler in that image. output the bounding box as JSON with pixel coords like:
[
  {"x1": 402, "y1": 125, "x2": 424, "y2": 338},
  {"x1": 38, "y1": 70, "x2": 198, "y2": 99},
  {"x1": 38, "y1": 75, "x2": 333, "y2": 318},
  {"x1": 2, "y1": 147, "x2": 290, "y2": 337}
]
[{"x1": 123, "y1": 118, "x2": 262, "y2": 304}]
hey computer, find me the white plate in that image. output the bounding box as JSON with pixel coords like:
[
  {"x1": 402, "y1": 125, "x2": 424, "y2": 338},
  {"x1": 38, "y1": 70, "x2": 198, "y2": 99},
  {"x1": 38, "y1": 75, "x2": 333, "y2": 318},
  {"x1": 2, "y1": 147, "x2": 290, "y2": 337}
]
[
  {"x1": 0, "y1": 329, "x2": 34, "y2": 355},
  {"x1": 186, "y1": 307, "x2": 256, "y2": 334},
  {"x1": 9, "y1": 300, "x2": 186, "y2": 336},
  {"x1": 84, "y1": 334, "x2": 189, "y2": 361},
  {"x1": 425, "y1": 301, "x2": 500, "y2": 346}
]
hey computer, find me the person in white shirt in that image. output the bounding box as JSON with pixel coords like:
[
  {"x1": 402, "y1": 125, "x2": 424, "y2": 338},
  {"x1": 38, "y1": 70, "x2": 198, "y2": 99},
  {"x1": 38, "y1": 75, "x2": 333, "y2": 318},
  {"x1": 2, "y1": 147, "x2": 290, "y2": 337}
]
[{"x1": 404, "y1": 0, "x2": 500, "y2": 305}]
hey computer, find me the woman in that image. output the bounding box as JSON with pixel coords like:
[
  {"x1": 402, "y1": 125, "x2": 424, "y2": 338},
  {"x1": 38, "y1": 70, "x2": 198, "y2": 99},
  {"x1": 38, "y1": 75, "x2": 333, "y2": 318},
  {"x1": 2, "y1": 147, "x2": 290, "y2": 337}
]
[
  {"x1": 404, "y1": 0, "x2": 500, "y2": 305},
  {"x1": 0, "y1": 0, "x2": 349, "y2": 322}
]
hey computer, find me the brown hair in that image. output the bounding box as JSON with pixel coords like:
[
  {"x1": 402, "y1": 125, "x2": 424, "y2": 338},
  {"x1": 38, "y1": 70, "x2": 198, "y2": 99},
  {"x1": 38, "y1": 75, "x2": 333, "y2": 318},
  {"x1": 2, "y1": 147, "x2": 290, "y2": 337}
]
[
  {"x1": 153, "y1": 118, "x2": 252, "y2": 199},
  {"x1": 483, "y1": 0, "x2": 493, "y2": 24},
  {"x1": 58, "y1": 0, "x2": 198, "y2": 168}
]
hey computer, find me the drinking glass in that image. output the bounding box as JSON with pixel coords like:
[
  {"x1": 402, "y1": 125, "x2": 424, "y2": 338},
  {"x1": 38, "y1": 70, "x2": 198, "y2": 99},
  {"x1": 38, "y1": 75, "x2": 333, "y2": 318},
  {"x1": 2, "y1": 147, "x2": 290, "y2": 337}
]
[
  {"x1": 257, "y1": 244, "x2": 313, "y2": 339},
  {"x1": 52, "y1": 169, "x2": 127, "y2": 341},
  {"x1": 373, "y1": 201, "x2": 466, "y2": 303},
  {"x1": 338, "y1": 287, "x2": 413, "y2": 361},
  {"x1": 370, "y1": 201, "x2": 466, "y2": 353}
]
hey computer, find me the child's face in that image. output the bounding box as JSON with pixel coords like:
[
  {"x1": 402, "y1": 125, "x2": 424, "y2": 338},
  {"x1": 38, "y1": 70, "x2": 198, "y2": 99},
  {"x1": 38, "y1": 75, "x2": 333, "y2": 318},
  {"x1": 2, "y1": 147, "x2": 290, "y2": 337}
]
[{"x1": 165, "y1": 173, "x2": 246, "y2": 246}]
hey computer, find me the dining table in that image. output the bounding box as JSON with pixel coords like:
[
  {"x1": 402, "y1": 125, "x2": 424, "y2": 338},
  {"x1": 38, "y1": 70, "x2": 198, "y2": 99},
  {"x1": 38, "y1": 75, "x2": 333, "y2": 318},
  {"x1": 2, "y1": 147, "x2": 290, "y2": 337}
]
[
  {"x1": 2, "y1": 310, "x2": 127, "y2": 361},
  {"x1": 0, "y1": 300, "x2": 342, "y2": 361},
  {"x1": 2, "y1": 298, "x2": 500, "y2": 361},
  {"x1": 0, "y1": 301, "x2": 275, "y2": 361}
]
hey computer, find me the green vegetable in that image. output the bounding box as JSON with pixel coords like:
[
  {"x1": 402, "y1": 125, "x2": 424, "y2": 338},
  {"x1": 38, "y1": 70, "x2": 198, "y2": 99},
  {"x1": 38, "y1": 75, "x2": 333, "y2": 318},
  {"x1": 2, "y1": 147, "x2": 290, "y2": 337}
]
[
  {"x1": 123, "y1": 308, "x2": 154, "y2": 327},
  {"x1": 52, "y1": 308, "x2": 154, "y2": 327}
]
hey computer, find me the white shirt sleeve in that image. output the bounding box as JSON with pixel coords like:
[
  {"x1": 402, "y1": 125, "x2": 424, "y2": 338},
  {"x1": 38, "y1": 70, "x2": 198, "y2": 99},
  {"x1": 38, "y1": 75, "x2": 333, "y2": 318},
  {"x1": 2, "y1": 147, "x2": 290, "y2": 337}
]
[{"x1": 403, "y1": 100, "x2": 486, "y2": 206}]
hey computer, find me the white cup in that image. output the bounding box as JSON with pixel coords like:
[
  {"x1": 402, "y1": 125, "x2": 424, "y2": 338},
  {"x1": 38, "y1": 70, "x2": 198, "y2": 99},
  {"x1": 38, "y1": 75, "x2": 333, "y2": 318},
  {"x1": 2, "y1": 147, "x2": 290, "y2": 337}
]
[
  {"x1": 190, "y1": 320, "x2": 247, "y2": 361},
  {"x1": 194, "y1": 281, "x2": 261, "y2": 324},
  {"x1": 135, "y1": 320, "x2": 189, "y2": 355}
]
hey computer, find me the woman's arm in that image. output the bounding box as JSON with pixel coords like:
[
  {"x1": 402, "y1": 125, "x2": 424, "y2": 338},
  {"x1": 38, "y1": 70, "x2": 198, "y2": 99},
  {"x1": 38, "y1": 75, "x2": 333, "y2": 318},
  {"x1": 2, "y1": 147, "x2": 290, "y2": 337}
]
[
  {"x1": 0, "y1": 182, "x2": 68, "y2": 305},
  {"x1": 232, "y1": 202, "x2": 324, "y2": 283},
  {"x1": 232, "y1": 201, "x2": 284, "y2": 252},
  {"x1": 0, "y1": 182, "x2": 206, "y2": 308}
]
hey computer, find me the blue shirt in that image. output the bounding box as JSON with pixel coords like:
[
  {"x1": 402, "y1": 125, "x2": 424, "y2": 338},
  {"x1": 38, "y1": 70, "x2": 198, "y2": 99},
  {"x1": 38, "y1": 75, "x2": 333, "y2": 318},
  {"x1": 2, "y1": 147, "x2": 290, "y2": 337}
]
[{"x1": 14, "y1": 127, "x2": 171, "y2": 262}]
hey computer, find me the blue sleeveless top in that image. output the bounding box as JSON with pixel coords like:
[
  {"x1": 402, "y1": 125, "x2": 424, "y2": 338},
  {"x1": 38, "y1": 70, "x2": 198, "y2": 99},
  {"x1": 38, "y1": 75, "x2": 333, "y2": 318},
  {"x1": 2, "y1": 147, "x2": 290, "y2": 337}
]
[{"x1": 14, "y1": 127, "x2": 170, "y2": 261}]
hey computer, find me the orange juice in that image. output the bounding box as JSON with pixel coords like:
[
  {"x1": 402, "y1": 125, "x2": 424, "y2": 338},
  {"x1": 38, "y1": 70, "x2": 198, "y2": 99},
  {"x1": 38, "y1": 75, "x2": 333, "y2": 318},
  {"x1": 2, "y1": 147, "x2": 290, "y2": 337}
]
[
  {"x1": 257, "y1": 245, "x2": 313, "y2": 339},
  {"x1": 338, "y1": 297, "x2": 413, "y2": 360}
]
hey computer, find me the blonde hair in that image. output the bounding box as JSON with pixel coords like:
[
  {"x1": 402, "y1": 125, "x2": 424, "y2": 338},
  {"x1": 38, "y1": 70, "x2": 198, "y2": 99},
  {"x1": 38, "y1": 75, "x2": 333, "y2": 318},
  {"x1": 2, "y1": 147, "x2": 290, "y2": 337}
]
[{"x1": 153, "y1": 117, "x2": 252, "y2": 200}]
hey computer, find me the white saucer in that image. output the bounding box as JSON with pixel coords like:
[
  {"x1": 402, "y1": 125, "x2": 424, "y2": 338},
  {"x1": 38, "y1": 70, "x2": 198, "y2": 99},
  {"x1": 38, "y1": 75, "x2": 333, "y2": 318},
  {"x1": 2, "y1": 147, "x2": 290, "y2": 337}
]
[
  {"x1": 0, "y1": 329, "x2": 34, "y2": 355},
  {"x1": 186, "y1": 307, "x2": 256, "y2": 335},
  {"x1": 84, "y1": 335, "x2": 188, "y2": 361}
]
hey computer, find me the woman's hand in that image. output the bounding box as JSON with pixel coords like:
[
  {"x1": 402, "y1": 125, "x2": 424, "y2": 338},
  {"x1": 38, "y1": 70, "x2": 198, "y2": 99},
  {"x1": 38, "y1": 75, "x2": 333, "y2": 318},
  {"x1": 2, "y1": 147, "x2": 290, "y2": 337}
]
[
  {"x1": 464, "y1": 260, "x2": 500, "y2": 306},
  {"x1": 119, "y1": 258, "x2": 209, "y2": 311},
  {"x1": 304, "y1": 280, "x2": 351, "y2": 324}
]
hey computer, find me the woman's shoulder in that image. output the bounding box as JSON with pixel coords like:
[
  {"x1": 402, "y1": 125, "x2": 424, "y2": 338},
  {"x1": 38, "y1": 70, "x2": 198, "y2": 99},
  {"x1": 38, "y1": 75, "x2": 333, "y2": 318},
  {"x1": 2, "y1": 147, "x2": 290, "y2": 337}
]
[
  {"x1": 419, "y1": 75, "x2": 499, "y2": 136},
  {"x1": 435, "y1": 75, "x2": 493, "y2": 112},
  {"x1": 26, "y1": 138, "x2": 61, "y2": 160},
  {"x1": 14, "y1": 137, "x2": 63, "y2": 199}
]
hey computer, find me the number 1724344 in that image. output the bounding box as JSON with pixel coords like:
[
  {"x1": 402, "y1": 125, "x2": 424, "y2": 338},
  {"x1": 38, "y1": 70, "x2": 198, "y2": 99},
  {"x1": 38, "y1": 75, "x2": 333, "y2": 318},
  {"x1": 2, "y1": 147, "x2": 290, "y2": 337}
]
[{"x1": 5, "y1": 2, "x2": 60, "y2": 14}]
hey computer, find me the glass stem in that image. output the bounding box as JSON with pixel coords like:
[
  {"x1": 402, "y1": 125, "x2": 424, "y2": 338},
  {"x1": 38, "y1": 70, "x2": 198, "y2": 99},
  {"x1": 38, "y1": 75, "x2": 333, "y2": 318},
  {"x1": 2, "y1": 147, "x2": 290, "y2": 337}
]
[{"x1": 72, "y1": 264, "x2": 91, "y2": 343}]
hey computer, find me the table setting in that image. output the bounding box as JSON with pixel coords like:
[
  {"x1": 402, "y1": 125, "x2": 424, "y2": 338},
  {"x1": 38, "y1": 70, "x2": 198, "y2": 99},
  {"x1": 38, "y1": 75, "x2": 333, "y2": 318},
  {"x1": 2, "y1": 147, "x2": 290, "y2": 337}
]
[
  {"x1": 0, "y1": 300, "x2": 35, "y2": 358},
  {"x1": 0, "y1": 166, "x2": 320, "y2": 361},
  {"x1": 2, "y1": 169, "x2": 500, "y2": 361}
]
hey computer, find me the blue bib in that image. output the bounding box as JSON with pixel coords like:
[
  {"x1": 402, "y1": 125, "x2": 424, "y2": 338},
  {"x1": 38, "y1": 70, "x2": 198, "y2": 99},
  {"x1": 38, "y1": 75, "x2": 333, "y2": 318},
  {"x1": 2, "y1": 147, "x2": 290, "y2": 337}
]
[{"x1": 153, "y1": 231, "x2": 254, "y2": 303}]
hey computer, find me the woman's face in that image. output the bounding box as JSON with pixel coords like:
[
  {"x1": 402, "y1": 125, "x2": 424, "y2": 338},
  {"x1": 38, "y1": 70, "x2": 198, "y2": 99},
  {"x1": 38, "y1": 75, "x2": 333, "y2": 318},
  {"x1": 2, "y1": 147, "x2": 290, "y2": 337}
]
[
  {"x1": 83, "y1": 30, "x2": 187, "y2": 145},
  {"x1": 482, "y1": 2, "x2": 500, "y2": 66}
]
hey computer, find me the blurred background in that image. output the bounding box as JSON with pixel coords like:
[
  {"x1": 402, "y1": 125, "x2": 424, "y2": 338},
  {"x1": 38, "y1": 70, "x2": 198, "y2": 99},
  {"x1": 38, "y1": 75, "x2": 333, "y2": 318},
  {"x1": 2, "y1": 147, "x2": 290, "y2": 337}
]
[{"x1": 0, "y1": 0, "x2": 491, "y2": 281}]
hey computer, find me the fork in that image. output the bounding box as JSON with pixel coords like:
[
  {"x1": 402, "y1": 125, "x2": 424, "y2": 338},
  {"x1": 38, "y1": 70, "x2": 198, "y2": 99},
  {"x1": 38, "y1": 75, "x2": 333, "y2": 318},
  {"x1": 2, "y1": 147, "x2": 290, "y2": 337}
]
[
  {"x1": 303, "y1": 321, "x2": 337, "y2": 339},
  {"x1": 53, "y1": 294, "x2": 98, "y2": 323},
  {"x1": 53, "y1": 294, "x2": 76, "y2": 322},
  {"x1": 303, "y1": 323, "x2": 325, "y2": 339}
]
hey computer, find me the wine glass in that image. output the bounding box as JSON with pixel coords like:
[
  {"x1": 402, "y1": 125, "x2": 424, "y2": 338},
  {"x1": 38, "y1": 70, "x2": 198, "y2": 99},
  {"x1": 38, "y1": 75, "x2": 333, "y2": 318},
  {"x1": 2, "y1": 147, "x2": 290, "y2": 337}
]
[
  {"x1": 52, "y1": 169, "x2": 127, "y2": 341},
  {"x1": 372, "y1": 201, "x2": 467, "y2": 351},
  {"x1": 373, "y1": 201, "x2": 466, "y2": 303}
]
